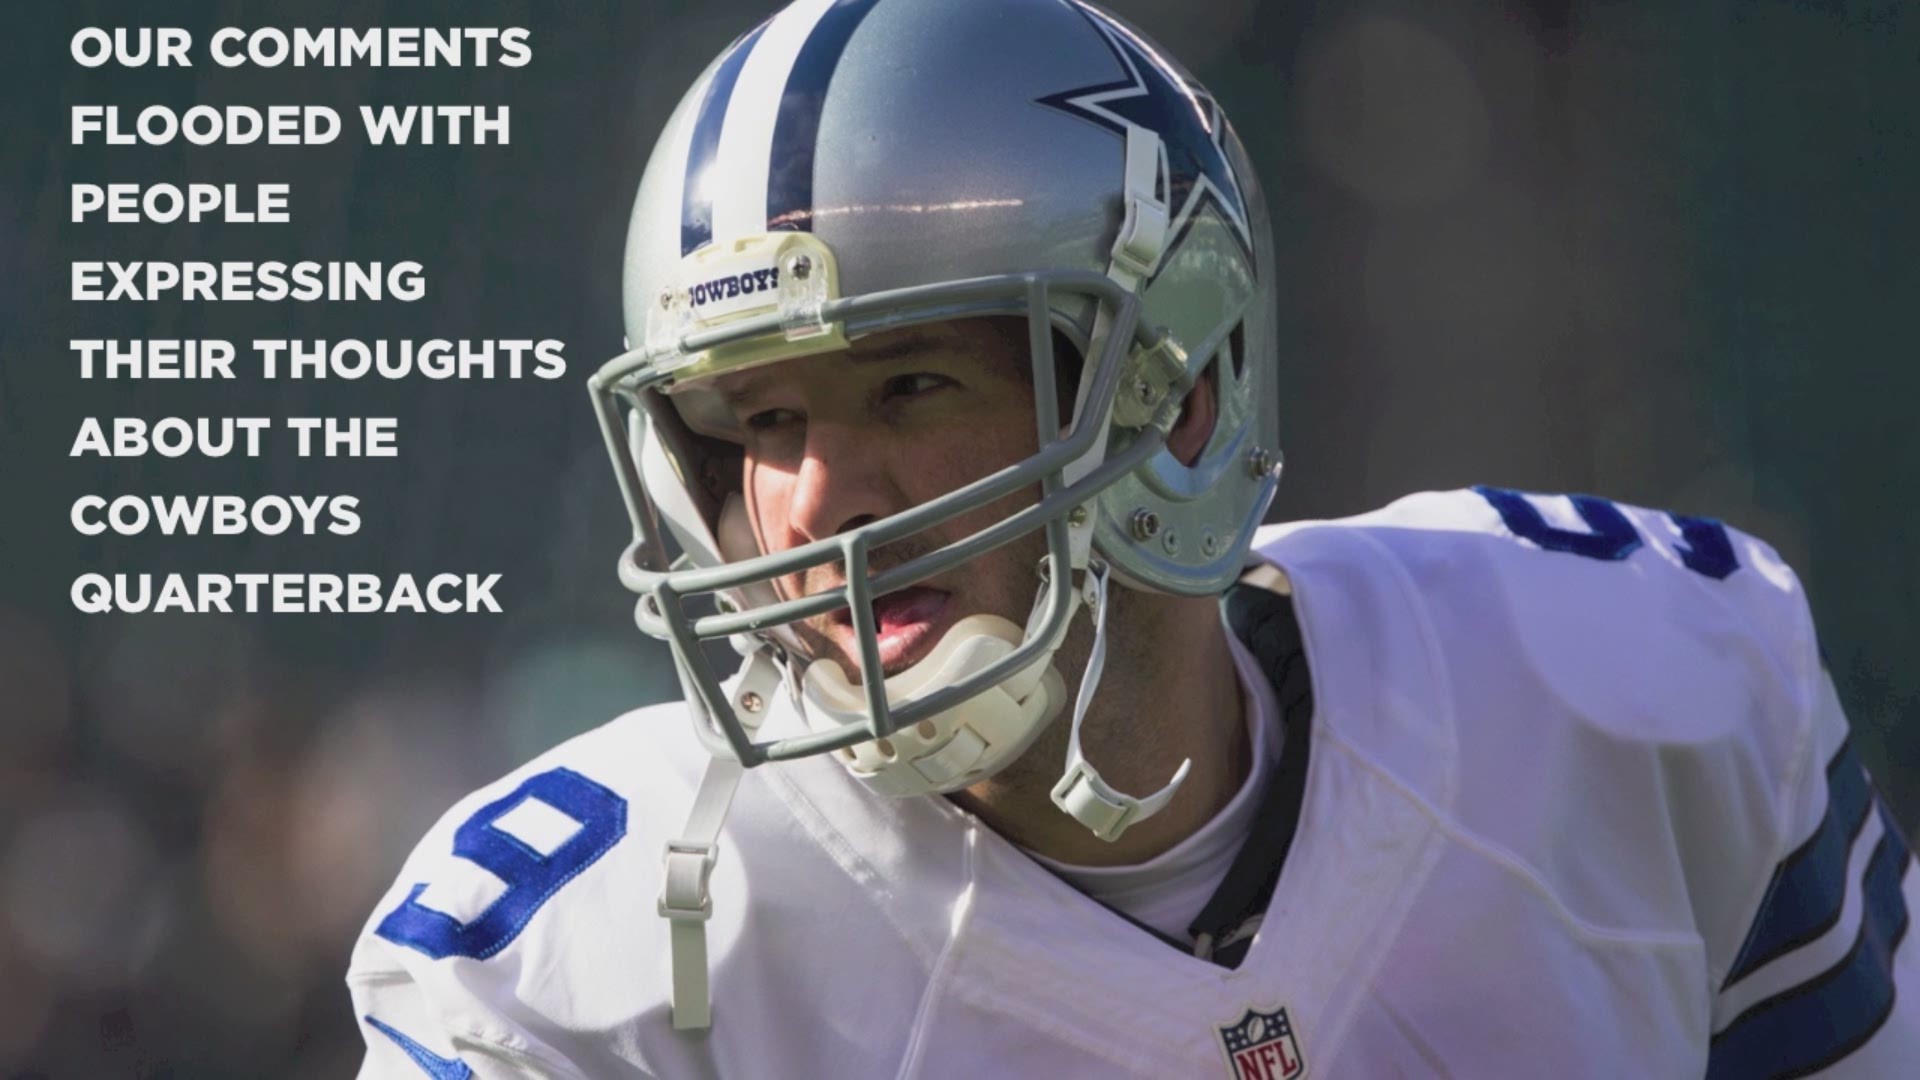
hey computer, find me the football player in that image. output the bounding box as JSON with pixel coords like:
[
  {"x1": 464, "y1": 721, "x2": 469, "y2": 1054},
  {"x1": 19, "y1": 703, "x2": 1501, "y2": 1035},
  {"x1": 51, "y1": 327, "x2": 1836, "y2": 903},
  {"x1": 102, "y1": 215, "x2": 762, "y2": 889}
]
[{"x1": 349, "y1": 0, "x2": 1919, "y2": 1075}]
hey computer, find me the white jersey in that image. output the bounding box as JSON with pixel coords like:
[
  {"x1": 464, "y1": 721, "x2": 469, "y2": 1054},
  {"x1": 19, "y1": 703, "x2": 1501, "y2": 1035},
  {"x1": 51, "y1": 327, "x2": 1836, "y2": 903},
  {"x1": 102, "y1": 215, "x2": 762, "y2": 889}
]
[{"x1": 348, "y1": 488, "x2": 1918, "y2": 1079}]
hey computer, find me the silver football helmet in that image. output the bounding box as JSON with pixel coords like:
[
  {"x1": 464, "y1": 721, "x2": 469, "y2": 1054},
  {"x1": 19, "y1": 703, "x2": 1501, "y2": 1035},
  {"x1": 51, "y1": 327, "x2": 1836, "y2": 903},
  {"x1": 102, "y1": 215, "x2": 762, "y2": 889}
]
[{"x1": 590, "y1": 0, "x2": 1279, "y2": 1026}]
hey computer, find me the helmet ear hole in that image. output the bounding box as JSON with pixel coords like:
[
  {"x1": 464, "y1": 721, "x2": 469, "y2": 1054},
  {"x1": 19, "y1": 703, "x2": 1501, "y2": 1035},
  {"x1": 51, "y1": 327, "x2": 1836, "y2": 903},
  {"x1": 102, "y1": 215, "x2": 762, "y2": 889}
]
[
  {"x1": 1228, "y1": 320, "x2": 1247, "y2": 381},
  {"x1": 1168, "y1": 356, "x2": 1221, "y2": 468}
]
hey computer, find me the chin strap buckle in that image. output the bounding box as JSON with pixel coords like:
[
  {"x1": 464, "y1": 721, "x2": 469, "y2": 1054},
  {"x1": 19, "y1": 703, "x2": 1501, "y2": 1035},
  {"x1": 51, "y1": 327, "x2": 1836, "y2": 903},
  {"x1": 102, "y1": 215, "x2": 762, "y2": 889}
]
[
  {"x1": 661, "y1": 767, "x2": 737, "y2": 1031},
  {"x1": 661, "y1": 650, "x2": 783, "y2": 1031},
  {"x1": 1047, "y1": 561, "x2": 1192, "y2": 842},
  {"x1": 658, "y1": 840, "x2": 718, "y2": 922},
  {"x1": 1110, "y1": 126, "x2": 1170, "y2": 286},
  {"x1": 1051, "y1": 756, "x2": 1191, "y2": 842},
  {"x1": 659, "y1": 837, "x2": 722, "y2": 1027}
]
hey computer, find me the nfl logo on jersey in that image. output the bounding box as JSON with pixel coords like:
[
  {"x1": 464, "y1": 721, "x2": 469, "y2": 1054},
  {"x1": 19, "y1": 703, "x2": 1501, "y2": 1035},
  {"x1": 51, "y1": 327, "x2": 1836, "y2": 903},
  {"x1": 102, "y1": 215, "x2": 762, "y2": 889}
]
[{"x1": 1216, "y1": 1005, "x2": 1308, "y2": 1080}]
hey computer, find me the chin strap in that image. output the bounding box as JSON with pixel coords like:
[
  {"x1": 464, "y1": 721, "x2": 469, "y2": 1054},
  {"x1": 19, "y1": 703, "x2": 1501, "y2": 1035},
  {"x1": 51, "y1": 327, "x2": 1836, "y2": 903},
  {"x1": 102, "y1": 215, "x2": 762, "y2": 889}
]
[
  {"x1": 1046, "y1": 126, "x2": 1183, "y2": 841},
  {"x1": 1063, "y1": 125, "x2": 1170, "y2": 571},
  {"x1": 660, "y1": 647, "x2": 782, "y2": 1030},
  {"x1": 1049, "y1": 560, "x2": 1192, "y2": 841}
]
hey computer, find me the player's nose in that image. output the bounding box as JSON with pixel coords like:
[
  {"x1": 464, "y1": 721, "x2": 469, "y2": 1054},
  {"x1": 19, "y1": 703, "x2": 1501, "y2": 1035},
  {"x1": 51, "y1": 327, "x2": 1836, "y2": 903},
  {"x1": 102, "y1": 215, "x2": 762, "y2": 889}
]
[{"x1": 786, "y1": 421, "x2": 900, "y2": 546}]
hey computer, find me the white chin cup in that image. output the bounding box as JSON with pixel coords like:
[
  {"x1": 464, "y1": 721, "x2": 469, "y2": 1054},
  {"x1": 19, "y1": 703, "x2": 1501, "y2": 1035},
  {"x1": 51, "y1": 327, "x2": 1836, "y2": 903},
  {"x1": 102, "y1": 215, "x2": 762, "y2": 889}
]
[{"x1": 801, "y1": 614, "x2": 1067, "y2": 796}]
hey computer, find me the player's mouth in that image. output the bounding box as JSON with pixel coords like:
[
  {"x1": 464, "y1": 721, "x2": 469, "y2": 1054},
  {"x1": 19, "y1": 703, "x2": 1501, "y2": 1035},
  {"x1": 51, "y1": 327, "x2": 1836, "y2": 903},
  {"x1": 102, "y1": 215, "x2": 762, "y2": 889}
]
[{"x1": 831, "y1": 585, "x2": 952, "y2": 677}]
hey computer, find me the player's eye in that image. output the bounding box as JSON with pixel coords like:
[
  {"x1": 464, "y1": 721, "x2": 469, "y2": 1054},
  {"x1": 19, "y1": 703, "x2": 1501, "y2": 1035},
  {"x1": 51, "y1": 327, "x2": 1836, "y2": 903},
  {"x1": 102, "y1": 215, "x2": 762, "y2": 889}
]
[
  {"x1": 880, "y1": 372, "x2": 955, "y2": 402},
  {"x1": 744, "y1": 407, "x2": 803, "y2": 432}
]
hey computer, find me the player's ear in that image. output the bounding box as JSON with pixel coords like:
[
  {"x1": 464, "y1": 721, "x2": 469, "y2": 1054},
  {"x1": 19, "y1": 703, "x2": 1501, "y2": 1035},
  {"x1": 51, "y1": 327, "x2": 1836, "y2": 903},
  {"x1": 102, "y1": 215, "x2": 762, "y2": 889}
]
[{"x1": 1167, "y1": 362, "x2": 1217, "y2": 467}]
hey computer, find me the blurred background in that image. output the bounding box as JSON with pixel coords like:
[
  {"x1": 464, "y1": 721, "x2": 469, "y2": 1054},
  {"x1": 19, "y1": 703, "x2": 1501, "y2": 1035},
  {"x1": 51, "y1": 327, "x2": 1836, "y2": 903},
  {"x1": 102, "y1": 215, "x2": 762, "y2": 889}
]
[{"x1": 1, "y1": 0, "x2": 1914, "y2": 1074}]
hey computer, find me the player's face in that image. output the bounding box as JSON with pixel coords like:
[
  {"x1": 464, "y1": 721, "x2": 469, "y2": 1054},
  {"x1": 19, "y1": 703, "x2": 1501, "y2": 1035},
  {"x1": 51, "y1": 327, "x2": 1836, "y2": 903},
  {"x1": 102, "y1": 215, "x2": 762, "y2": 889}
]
[{"x1": 717, "y1": 318, "x2": 1049, "y2": 681}]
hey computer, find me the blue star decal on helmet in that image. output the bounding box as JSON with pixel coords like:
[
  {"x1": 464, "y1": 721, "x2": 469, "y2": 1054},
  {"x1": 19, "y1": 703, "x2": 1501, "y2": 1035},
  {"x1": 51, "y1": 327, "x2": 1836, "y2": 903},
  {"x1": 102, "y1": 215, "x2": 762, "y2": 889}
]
[{"x1": 1037, "y1": 1, "x2": 1255, "y2": 274}]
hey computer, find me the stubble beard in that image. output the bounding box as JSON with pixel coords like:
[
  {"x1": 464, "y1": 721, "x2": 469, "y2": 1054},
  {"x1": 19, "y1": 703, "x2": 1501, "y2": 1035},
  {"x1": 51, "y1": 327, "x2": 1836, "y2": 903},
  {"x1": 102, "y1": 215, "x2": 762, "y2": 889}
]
[
  {"x1": 780, "y1": 526, "x2": 1180, "y2": 818},
  {"x1": 780, "y1": 525, "x2": 1043, "y2": 682}
]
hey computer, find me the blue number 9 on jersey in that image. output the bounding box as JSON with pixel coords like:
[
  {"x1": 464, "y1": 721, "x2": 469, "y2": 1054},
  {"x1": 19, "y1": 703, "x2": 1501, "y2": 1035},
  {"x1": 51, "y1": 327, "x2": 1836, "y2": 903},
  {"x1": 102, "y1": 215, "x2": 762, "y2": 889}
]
[
  {"x1": 1473, "y1": 485, "x2": 1740, "y2": 581},
  {"x1": 376, "y1": 767, "x2": 628, "y2": 961}
]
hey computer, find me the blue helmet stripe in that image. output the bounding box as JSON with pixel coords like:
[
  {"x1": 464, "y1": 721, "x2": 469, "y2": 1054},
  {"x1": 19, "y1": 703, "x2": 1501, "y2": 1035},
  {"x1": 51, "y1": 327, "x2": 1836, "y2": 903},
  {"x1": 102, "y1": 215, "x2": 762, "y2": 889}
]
[
  {"x1": 681, "y1": 22, "x2": 771, "y2": 255},
  {"x1": 766, "y1": 0, "x2": 884, "y2": 232}
]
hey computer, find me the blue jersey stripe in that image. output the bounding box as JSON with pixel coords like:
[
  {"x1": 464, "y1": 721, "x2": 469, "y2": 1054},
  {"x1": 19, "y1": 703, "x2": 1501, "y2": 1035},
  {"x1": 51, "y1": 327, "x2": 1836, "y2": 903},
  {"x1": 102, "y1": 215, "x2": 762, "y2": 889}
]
[
  {"x1": 765, "y1": 0, "x2": 883, "y2": 232},
  {"x1": 680, "y1": 22, "x2": 770, "y2": 255},
  {"x1": 1724, "y1": 741, "x2": 1876, "y2": 989},
  {"x1": 1706, "y1": 805, "x2": 1913, "y2": 1080},
  {"x1": 366, "y1": 1015, "x2": 474, "y2": 1080}
]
